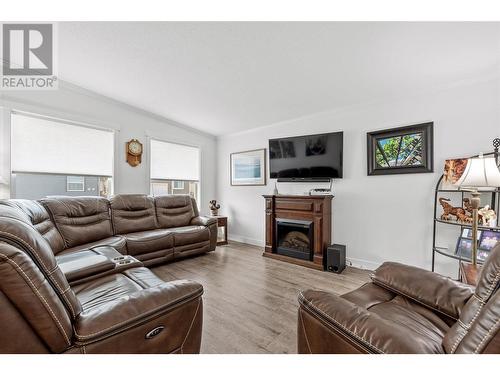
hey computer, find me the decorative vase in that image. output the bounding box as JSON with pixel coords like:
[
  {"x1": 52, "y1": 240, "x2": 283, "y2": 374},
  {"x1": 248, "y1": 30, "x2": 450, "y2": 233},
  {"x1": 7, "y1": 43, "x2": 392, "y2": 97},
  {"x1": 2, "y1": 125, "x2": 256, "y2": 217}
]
[{"x1": 210, "y1": 209, "x2": 219, "y2": 217}]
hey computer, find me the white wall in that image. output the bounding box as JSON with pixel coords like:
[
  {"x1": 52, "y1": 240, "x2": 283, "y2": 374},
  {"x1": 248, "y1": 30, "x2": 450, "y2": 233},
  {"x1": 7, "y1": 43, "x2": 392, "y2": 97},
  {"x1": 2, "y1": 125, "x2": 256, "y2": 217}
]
[
  {"x1": 0, "y1": 82, "x2": 217, "y2": 215},
  {"x1": 217, "y1": 78, "x2": 500, "y2": 274}
]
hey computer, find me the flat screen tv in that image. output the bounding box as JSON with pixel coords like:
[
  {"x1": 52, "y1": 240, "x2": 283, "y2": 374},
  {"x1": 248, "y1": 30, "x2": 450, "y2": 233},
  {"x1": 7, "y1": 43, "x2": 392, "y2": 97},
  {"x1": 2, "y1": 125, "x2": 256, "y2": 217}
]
[{"x1": 269, "y1": 131, "x2": 343, "y2": 181}]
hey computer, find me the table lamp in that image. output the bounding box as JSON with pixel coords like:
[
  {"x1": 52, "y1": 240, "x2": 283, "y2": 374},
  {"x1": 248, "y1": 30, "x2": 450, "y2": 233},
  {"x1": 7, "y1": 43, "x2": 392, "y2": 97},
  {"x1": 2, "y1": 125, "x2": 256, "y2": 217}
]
[{"x1": 454, "y1": 153, "x2": 500, "y2": 265}]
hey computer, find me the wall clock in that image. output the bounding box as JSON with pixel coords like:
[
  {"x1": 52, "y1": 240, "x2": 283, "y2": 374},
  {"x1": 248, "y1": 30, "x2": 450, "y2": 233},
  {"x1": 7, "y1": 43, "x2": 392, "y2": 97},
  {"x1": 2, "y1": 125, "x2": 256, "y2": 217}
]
[{"x1": 126, "y1": 139, "x2": 143, "y2": 167}]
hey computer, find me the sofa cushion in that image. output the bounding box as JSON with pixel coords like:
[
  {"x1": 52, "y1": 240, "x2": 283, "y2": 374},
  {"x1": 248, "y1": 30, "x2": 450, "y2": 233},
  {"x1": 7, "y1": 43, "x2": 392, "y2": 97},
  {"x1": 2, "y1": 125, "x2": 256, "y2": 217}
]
[
  {"x1": 110, "y1": 194, "x2": 157, "y2": 234},
  {"x1": 56, "y1": 236, "x2": 126, "y2": 257},
  {"x1": 72, "y1": 273, "x2": 144, "y2": 311},
  {"x1": 170, "y1": 225, "x2": 210, "y2": 246},
  {"x1": 41, "y1": 197, "x2": 113, "y2": 249},
  {"x1": 342, "y1": 284, "x2": 451, "y2": 336},
  {"x1": 123, "y1": 229, "x2": 174, "y2": 256},
  {"x1": 155, "y1": 195, "x2": 195, "y2": 228},
  {"x1": 0, "y1": 199, "x2": 65, "y2": 254}
]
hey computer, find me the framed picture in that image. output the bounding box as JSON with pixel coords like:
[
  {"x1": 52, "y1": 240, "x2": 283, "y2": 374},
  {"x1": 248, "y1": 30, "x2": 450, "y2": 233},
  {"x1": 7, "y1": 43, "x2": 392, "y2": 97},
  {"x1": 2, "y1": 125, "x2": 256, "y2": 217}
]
[
  {"x1": 230, "y1": 148, "x2": 267, "y2": 186},
  {"x1": 460, "y1": 228, "x2": 482, "y2": 240},
  {"x1": 479, "y1": 230, "x2": 500, "y2": 252},
  {"x1": 443, "y1": 158, "x2": 469, "y2": 188},
  {"x1": 455, "y1": 237, "x2": 473, "y2": 260},
  {"x1": 367, "y1": 122, "x2": 433, "y2": 176},
  {"x1": 454, "y1": 229, "x2": 499, "y2": 262}
]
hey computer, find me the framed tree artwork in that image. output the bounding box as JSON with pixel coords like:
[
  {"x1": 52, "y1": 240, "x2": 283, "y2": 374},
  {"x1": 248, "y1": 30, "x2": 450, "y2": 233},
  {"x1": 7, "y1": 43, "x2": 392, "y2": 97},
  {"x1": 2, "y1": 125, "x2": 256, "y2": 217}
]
[
  {"x1": 367, "y1": 122, "x2": 434, "y2": 176},
  {"x1": 230, "y1": 148, "x2": 267, "y2": 186}
]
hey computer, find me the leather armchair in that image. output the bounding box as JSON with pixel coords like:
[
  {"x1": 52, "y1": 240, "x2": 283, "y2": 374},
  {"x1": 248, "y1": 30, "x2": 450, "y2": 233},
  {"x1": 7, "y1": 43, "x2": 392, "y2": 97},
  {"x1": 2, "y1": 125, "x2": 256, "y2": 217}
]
[{"x1": 298, "y1": 243, "x2": 500, "y2": 354}]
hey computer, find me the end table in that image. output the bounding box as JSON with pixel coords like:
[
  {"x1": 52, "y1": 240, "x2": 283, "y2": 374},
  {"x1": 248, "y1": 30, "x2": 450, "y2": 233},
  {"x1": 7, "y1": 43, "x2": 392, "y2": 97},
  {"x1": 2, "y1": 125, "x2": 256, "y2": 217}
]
[
  {"x1": 213, "y1": 216, "x2": 228, "y2": 245},
  {"x1": 459, "y1": 262, "x2": 482, "y2": 287}
]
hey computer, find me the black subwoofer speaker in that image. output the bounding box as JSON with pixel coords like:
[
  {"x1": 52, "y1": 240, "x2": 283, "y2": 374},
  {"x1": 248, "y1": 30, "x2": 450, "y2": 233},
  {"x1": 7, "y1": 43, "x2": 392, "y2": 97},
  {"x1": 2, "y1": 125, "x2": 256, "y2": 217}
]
[{"x1": 326, "y1": 244, "x2": 346, "y2": 273}]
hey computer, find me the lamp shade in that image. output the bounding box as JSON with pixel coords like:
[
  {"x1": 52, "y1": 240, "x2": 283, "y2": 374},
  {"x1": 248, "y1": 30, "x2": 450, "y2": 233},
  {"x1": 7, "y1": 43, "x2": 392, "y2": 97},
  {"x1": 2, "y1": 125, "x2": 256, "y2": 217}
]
[{"x1": 455, "y1": 154, "x2": 500, "y2": 189}]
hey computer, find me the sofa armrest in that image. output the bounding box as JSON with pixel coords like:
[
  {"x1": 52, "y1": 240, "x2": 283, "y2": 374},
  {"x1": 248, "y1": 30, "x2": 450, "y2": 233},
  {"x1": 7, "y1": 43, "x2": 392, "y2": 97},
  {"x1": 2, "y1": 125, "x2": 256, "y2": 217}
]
[
  {"x1": 74, "y1": 280, "x2": 203, "y2": 343},
  {"x1": 371, "y1": 262, "x2": 474, "y2": 320},
  {"x1": 298, "y1": 290, "x2": 445, "y2": 354},
  {"x1": 190, "y1": 216, "x2": 217, "y2": 227}
]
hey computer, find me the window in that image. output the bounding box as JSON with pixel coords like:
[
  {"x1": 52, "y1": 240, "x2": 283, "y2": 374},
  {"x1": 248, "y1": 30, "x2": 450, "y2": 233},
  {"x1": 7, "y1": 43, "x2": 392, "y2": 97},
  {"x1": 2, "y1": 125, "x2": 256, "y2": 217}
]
[
  {"x1": 10, "y1": 112, "x2": 114, "y2": 199},
  {"x1": 66, "y1": 176, "x2": 85, "y2": 192},
  {"x1": 173, "y1": 181, "x2": 185, "y2": 190},
  {"x1": 150, "y1": 139, "x2": 200, "y2": 202}
]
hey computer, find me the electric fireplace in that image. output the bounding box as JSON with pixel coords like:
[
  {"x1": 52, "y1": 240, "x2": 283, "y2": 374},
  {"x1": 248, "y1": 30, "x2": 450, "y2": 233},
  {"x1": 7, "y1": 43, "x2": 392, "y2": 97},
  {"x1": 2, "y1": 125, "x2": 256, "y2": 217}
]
[{"x1": 275, "y1": 218, "x2": 313, "y2": 261}]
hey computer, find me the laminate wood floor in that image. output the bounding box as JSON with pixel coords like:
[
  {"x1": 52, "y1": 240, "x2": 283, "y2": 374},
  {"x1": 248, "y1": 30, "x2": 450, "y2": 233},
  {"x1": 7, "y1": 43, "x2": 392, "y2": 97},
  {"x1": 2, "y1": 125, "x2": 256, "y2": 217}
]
[{"x1": 152, "y1": 242, "x2": 371, "y2": 354}]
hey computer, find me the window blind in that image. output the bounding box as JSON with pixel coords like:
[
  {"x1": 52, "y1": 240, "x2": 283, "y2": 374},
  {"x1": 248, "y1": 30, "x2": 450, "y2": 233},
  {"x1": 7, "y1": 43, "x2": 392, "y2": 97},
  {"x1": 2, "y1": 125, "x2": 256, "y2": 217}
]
[
  {"x1": 150, "y1": 139, "x2": 200, "y2": 181},
  {"x1": 11, "y1": 113, "x2": 114, "y2": 176}
]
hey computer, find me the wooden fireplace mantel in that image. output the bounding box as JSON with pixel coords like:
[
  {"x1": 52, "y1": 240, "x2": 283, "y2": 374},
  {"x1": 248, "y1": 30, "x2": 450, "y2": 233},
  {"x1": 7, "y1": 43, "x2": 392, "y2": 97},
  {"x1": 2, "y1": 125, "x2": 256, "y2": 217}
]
[{"x1": 263, "y1": 194, "x2": 332, "y2": 271}]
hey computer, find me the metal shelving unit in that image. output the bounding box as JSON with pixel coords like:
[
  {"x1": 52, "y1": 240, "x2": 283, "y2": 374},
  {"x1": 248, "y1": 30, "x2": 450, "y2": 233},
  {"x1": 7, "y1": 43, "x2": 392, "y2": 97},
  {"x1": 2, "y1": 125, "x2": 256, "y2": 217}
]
[{"x1": 431, "y1": 148, "x2": 500, "y2": 274}]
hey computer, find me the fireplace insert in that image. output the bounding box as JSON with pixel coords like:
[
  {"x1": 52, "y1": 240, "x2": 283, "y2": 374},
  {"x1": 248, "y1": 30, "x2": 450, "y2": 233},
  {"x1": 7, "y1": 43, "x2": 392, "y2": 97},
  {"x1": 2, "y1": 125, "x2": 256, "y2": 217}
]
[{"x1": 275, "y1": 219, "x2": 313, "y2": 261}]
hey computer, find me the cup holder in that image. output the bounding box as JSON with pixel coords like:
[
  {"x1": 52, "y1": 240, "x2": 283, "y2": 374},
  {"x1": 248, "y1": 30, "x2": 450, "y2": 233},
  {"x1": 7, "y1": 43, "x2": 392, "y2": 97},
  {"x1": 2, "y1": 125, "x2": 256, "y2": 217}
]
[
  {"x1": 117, "y1": 259, "x2": 133, "y2": 265},
  {"x1": 113, "y1": 256, "x2": 126, "y2": 261}
]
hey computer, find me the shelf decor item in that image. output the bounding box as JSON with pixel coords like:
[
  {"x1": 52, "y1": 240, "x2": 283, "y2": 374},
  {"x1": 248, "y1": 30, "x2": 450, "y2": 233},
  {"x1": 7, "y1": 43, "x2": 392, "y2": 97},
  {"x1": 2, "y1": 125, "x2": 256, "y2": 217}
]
[
  {"x1": 367, "y1": 122, "x2": 433, "y2": 176},
  {"x1": 454, "y1": 153, "x2": 500, "y2": 265},
  {"x1": 230, "y1": 148, "x2": 267, "y2": 186},
  {"x1": 438, "y1": 197, "x2": 472, "y2": 223},
  {"x1": 478, "y1": 205, "x2": 497, "y2": 227},
  {"x1": 443, "y1": 158, "x2": 469, "y2": 189},
  {"x1": 209, "y1": 200, "x2": 220, "y2": 216}
]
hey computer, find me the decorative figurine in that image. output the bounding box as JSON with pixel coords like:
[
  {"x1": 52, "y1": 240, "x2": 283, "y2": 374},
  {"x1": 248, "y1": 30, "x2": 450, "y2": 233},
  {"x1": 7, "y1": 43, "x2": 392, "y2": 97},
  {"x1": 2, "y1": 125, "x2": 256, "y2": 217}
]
[
  {"x1": 463, "y1": 198, "x2": 484, "y2": 223},
  {"x1": 478, "y1": 205, "x2": 497, "y2": 227},
  {"x1": 439, "y1": 198, "x2": 472, "y2": 223},
  {"x1": 209, "y1": 200, "x2": 220, "y2": 216}
]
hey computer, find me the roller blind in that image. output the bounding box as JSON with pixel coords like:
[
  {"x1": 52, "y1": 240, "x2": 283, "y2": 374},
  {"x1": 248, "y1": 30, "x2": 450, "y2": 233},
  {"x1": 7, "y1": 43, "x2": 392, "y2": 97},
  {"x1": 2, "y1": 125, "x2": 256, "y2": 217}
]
[
  {"x1": 11, "y1": 113, "x2": 114, "y2": 176},
  {"x1": 150, "y1": 139, "x2": 200, "y2": 181}
]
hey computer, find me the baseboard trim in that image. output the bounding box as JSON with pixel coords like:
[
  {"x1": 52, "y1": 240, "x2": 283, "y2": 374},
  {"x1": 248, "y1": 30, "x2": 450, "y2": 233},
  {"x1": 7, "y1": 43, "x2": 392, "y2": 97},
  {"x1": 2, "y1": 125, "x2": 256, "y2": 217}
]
[
  {"x1": 346, "y1": 257, "x2": 380, "y2": 271},
  {"x1": 228, "y1": 235, "x2": 379, "y2": 271},
  {"x1": 228, "y1": 234, "x2": 265, "y2": 248}
]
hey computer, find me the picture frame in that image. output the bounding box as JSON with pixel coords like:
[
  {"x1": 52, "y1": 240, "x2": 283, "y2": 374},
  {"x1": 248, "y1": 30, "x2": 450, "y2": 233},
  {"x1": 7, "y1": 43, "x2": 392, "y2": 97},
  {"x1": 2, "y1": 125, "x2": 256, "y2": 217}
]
[
  {"x1": 230, "y1": 148, "x2": 267, "y2": 186},
  {"x1": 454, "y1": 229, "x2": 499, "y2": 262},
  {"x1": 455, "y1": 237, "x2": 473, "y2": 260},
  {"x1": 367, "y1": 122, "x2": 433, "y2": 176},
  {"x1": 478, "y1": 230, "x2": 500, "y2": 252},
  {"x1": 460, "y1": 228, "x2": 482, "y2": 240}
]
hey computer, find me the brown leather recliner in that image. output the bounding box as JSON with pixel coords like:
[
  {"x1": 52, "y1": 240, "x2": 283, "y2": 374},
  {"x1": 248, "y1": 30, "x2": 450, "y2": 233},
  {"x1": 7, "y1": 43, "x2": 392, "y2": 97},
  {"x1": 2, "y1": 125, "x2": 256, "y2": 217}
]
[
  {"x1": 298, "y1": 243, "x2": 500, "y2": 354},
  {"x1": 0, "y1": 196, "x2": 208, "y2": 354}
]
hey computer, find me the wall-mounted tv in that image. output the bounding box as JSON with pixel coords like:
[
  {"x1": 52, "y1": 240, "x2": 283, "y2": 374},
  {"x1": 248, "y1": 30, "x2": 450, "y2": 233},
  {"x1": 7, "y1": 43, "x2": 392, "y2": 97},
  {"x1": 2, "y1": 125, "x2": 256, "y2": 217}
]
[{"x1": 269, "y1": 131, "x2": 343, "y2": 181}]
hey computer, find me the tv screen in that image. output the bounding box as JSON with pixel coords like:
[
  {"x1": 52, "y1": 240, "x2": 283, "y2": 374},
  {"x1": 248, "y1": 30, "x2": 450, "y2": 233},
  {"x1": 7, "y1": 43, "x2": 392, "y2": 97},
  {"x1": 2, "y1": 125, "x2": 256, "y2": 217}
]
[{"x1": 269, "y1": 131, "x2": 343, "y2": 181}]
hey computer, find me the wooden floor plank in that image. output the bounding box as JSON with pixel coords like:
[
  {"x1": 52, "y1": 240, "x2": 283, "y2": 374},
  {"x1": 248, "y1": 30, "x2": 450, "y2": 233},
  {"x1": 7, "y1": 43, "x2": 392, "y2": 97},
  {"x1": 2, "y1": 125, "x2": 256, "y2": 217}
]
[{"x1": 152, "y1": 241, "x2": 371, "y2": 354}]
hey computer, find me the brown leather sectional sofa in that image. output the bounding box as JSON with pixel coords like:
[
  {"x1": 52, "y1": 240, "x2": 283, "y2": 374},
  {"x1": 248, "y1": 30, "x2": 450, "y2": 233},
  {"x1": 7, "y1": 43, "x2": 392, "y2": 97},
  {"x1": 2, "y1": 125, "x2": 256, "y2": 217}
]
[
  {"x1": 298, "y1": 242, "x2": 500, "y2": 354},
  {"x1": 0, "y1": 194, "x2": 217, "y2": 354}
]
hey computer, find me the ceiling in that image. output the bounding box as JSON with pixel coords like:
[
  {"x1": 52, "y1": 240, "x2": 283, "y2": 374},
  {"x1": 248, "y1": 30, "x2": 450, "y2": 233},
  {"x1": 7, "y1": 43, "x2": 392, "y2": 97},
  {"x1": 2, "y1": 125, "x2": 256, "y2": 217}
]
[{"x1": 58, "y1": 22, "x2": 500, "y2": 136}]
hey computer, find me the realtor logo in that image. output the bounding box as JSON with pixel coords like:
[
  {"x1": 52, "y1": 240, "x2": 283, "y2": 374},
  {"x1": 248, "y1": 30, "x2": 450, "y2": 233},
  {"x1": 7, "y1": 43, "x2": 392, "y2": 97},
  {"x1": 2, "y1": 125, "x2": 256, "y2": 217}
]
[{"x1": 1, "y1": 23, "x2": 58, "y2": 89}]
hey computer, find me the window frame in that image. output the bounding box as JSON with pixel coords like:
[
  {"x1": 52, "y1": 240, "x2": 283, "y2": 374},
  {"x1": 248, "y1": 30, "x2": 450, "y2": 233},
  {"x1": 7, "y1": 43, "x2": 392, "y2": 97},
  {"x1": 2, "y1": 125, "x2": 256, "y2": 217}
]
[
  {"x1": 66, "y1": 175, "x2": 85, "y2": 192},
  {"x1": 172, "y1": 180, "x2": 185, "y2": 190},
  {"x1": 148, "y1": 136, "x2": 202, "y2": 206},
  {"x1": 7, "y1": 109, "x2": 116, "y2": 199}
]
